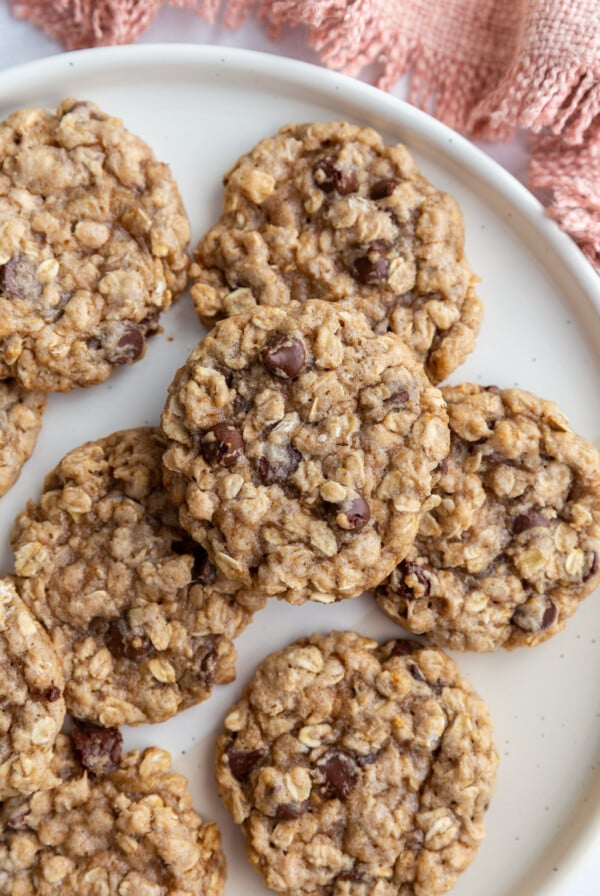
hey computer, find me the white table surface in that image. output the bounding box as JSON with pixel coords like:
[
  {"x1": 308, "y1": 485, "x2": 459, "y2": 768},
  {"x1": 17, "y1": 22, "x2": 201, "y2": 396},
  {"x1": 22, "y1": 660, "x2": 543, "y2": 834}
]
[{"x1": 0, "y1": 2, "x2": 597, "y2": 892}]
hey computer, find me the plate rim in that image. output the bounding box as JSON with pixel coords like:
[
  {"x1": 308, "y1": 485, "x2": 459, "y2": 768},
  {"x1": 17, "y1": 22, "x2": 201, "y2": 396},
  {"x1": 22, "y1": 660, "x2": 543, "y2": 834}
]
[{"x1": 0, "y1": 41, "x2": 598, "y2": 896}]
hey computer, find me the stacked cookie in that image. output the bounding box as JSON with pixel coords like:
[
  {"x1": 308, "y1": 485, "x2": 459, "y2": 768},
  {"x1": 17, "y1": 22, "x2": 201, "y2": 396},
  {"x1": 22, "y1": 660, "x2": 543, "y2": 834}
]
[{"x1": 1, "y1": 108, "x2": 600, "y2": 896}]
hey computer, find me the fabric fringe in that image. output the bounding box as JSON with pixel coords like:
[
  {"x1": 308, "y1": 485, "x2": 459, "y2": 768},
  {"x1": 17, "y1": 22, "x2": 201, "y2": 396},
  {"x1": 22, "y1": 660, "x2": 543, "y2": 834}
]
[
  {"x1": 7, "y1": 0, "x2": 600, "y2": 273},
  {"x1": 529, "y1": 125, "x2": 600, "y2": 273}
]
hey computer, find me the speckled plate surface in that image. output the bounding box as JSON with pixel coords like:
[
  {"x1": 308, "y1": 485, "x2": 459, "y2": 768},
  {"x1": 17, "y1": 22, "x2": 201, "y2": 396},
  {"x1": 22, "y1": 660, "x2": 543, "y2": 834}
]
[{"x1": 0, "y1": 45, "x2": 598, "y2": 896}]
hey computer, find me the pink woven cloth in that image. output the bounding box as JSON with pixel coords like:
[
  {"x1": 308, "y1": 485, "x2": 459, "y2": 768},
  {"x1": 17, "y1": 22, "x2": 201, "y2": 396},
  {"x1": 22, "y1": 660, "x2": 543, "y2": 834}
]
[{"x1": 8, "y1": 0, "x2": 600, "y2": 272}]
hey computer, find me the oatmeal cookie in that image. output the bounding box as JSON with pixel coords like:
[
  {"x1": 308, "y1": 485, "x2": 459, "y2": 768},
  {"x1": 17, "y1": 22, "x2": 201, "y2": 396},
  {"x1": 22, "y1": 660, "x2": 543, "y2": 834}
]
[
  {"x1": 0, "y1": 732, "x2": 226, "y2": 896},
  {"x1": 190, "y1": 120, "x2": 481, "y2": 384},
  {"x1": 0, "y1": 379, "x2": 45, "y2": 497},
  {"x1": 0, "y1": 576, "x2": 65, "y2": 800},
  {"x1": 0, "y1": 98, "x2": 190, "y2": 392},
  {"x1": 216, "y1": 630, "x2": 498, "y2": 896},
  {"x1": 375, "y1": 384, "x2": 600, "y2": 650},
  {"x1": 11, "y1": 427, "x2": 255, "y2": 727},
  {"x1": 161, "y1": 300, "x2": 449, "y2": 606}
]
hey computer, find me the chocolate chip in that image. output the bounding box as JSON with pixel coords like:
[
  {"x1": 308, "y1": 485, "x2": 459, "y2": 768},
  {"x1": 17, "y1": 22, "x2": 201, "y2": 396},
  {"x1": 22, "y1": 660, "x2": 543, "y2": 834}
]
[
  {"x1": 387, "y1": 389, "x2": 410, "y2": 407},
  {"x1": 313, "y1": 156, "x2": 357, "y2": 195},
  {"x1": 256, "y1": 445, "x2": 302, "y2": 485},
  {"x1": 408, "y1": 662, "x2": 426, "y2": 682},
  {"x1": 317, "y1": 750, "x2": 360, "y2": 800},
  {"x1": 370, "y1": 178, "x2": 400, "y2": 200},
  {"x1": 351, "y1": 243, "x2": 390, "y2": 285},
  {"x1": 225, "y1": 743, "x2": 267, "y2": 781},
  {"x1": 391, "y1": 560, "x2": 430, "y2": 599},
  {"x1": 200, "y1": 647, "x2": 218, "y2": 688},
  {"x1": 260, "y1": 333, "x2": 306, "y2": 379},
  {"x1": 108, "y1": 324, "x2": 145, "y2": 365},
  {"x1": 44, "y1": 683, "x2": 61, "y2": 702},
  {"x1": 335, "y1": 495, "x2": 371, "y2": 531},
  {"x1": 172, "y1": 540, "x2": 217, "y2": 585},
  {"x1": 105, "y1": 617, "x2": 153, "y2": 661},
  {"x1": 584, "y1": 551, "x2": 599, "y2": 582},
  {"x1": 201, "y1": 423, "x2": 244, "y2": 467},
  {"x1": 389, "y1": 638, "x2": 418, "y2": 657},
  {"x1": 512, "y1": 596, "x2": 558, "y2": 633},
  {"x1": 512, "y1": 508, "x2": 552, "y2": 534},
  {"x1": 337, "y1": 868, "x2": 364, "y2": 883},
  {"x1": 71, "y1": 722, "x2": 123, "y2": 777},
  {"x1": 1, "y1": 256, "x2": 42, "y2": 301},
  {"x1": 275, "y1": 800, "x2": 310, "y2": 820},
  {"x1": 541, "y1": 599, "x2": 558, "y2": 630}
]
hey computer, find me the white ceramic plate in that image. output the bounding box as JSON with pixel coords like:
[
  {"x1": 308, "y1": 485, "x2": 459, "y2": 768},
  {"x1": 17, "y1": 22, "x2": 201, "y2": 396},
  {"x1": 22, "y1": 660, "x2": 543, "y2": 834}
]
[{"x1": 0, "y1": 45, "x2": 599, "y2": 896}]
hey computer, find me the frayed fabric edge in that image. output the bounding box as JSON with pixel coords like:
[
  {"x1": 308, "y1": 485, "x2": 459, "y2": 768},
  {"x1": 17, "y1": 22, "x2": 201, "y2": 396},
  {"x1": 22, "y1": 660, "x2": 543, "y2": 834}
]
[{"x1": 529, "y1": 130, "x2": 600, "y2": 274}]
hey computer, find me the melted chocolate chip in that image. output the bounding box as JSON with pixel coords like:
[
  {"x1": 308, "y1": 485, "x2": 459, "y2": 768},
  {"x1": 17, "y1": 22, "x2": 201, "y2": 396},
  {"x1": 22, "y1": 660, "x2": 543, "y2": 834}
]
[
  {"x1": 512, "y1": 596, "x2": 558, "y2": 633},
  {"x1": 336, "y1": 495, "x2": 371, "y2": 531},
  {"x1": 408, "y1": 662, "x2": 426, "y2": 682},
  {"x1": 71, "y1": 722, "x2": 123, "y2": 777},
  {"x1": 275, "y1": 800, "x2": 310, "y2": 820},
  {"x1": 313, "y1": 156, "x2": 357, "y2": 195},
  {"x1": 387, "y1": 389, "x2": 410, "y2": 407},
  {"x1": 584, "y1": 551, "x2": 599, "y2": 582},
  {"x1": 392, "y1": 560, "x2": 430, "y2": 599},
  {"x1": 337, "y1": 868, "x2": 364, "y2": 883},
  {"x1": 172, "y1": 540, "x2": 216, "y2": 585},
  {"x1": 541, "y1": 599, "x2": 558, "y2": 630},
  {"x1": 260, "y1": 333, "x2": 306, "y2": 379},
  {"x1": 225, "y1": 744, "x2": 267, "y2": 781},
  {"x1": 512, "y1": 508, "x2": 552, "y2": 534},
  {"x1": 200, "y1": 647, "x2": 218, "y2": 688},
  {"x1": 317, "y1": 750, "x2": 360, "y2": 800},
  {"x1": 104, "y1": 617, "x2": 153, "y2": 661},
  {"x1": 201, "y1": 423, "x2": 244, "y2": 467},
  {"x1": 389, "y1": 638, "x2": 418, "y2": 657},
  {"x1": 256, "y1": 445, "x2": 302, "y2": 485},
  {"x1": 43, "y1": 683, "x2": 61, "y2": 702},
  {"x1": 370, "y1": 178, "x2": 400, "y2": 200},
  {"x1": 1, "y1": 256, "x2": 42, "y2": 301},
  {"x1": 108, "y1": 324, "x2": 145, "y2": 365},
  {"x1": 351, "y1": 242, "x2": 390, "y2": 285}
]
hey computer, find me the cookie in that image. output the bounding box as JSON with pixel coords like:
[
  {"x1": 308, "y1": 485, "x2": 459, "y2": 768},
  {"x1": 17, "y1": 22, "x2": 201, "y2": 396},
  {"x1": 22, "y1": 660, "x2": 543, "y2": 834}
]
[
  {"x1": 161, "y1": 300, "x2": 449, "y2": 606},
  {"x1": 11, "y1": 427, "x2": 256, "y2": 727},
  {"x1": 0, "y1": 98, "x2": 190, "y2": 392},
  {"x1": 216, "y1": 631, "x2": 498, "y2": 896},
  {"x1": 189, "y1": 120, "x2": 482, "y2": 384},
  {"x1": 0, "y1": 379, "x2": 45, "y2": 497},
  {"x1": 0, "y1": 732, "x2": 226, "y2": 896},
  {"x1": 375, "y1": 384, "x2": 600, "y2": 650},
  {"x1": 0, "y1": 576, "x2": 65, "y2": 800}
]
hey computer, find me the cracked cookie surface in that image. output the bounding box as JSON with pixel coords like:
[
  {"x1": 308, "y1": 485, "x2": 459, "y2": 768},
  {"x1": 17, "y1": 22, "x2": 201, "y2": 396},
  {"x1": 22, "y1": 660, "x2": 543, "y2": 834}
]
[
  {"x1": 375, "y1": 384, "x2": 600, "y2": 650},
  {"x1": 0, "y1": 577, "x2": 65, "y2": 800},
  {"x1": 190, "y1": 120, "x2": 481, "y2": 384},
  {"x1": 11, "y1": 427, "x2": 253, "y2": 727},
  {"x1": 161, "y1": 300, "x2": 449, "y2": 606},
  {"x1": 216, "y1": 630, "x2": 497, "y2": 896},
  {"x1": 0, "y1": 733, "x2": 226, "y2": 896},
  {"x1": 0, "y1": 98, "x2": 190, "y2": 392},
  {"x1": 0, "y1": 379, "x2": 45, "y2": 497}
]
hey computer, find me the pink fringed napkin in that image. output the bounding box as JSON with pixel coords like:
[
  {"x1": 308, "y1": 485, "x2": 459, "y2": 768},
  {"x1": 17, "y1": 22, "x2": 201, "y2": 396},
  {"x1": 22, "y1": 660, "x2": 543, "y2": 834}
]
[{"x1": 8, "y1": 0, "x2": 600, "y2": 272}]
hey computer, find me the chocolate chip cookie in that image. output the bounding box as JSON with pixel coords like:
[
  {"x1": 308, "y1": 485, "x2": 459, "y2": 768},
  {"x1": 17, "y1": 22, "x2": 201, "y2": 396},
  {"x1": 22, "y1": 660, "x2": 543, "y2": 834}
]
[
  {"x1": 0, "y1": 379, "x2": 45, "y2": 497},
  {"x1": 216, "y1": 631, "x2": 498, "y2": 896},
  {"x1": 11, "y1": 427, "x2": 256, "y2": 727},
  {"x1": 0, "y1": 576, "x2": 65, "y2": 800},
  {"x1": 0, "y1": 732, "x2": 226, "y2": 896},
  {"x1": 161, "y1": 300, "x2": 450, "y2": 606},
  {"x1": 189, "y1": 120, "x2": 482, "y2": 383},
  {"x1": 375, "y1": 384, "x2": 600, "y2": 650},
  {"x1": 0, "y1": 99, "x2": 190, "y2": 391}
]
